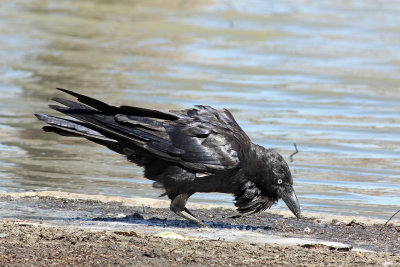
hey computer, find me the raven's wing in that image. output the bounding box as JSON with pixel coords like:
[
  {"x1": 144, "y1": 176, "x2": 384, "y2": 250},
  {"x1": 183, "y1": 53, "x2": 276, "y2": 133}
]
[
  {"x1": 110, "y1": 105, "x2": 251, "y2": 172},
  {"x1": 36, "y1": 89, "x2": 251, "y2": 173}
]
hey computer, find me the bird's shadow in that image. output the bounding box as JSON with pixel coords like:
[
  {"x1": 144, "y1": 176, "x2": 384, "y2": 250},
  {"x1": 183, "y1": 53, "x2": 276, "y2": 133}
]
[{"x1": 90, "y1": 212, "x2": 273, "y2": 231}]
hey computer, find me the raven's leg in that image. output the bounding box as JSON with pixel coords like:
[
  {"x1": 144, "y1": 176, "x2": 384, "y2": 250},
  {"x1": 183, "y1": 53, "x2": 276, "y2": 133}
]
[{"x1": 170, "y1": 193, "x2": 206, "y2": 227}]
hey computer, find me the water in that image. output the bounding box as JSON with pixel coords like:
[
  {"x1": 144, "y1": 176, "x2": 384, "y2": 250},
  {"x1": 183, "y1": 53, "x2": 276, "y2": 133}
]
[{"x1": 1, "y1": 0, "x2": 399, "y2": 220}]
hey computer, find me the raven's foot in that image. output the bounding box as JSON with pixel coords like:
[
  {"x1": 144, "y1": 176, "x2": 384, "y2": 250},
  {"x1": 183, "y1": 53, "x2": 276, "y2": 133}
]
[{"x1": 170, "y1": 193, "x2": 207, "y2": 228}]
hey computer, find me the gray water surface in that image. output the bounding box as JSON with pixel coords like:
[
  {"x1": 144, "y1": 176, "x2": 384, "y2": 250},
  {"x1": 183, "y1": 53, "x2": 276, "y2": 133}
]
[{"x1": 1, "y1": 0, "x2": 399, "y2": 220}]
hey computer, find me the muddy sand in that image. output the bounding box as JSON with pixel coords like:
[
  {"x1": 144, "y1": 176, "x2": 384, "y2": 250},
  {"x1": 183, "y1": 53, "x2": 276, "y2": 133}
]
[{"x1": 0, "y1": 192, "x2": 399, "y2": 266}]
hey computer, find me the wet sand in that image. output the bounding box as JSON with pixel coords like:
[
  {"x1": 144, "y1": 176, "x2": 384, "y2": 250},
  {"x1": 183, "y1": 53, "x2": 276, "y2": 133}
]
[{"x1": 0, "y1": 192, "x2": 399, "y2": 266}]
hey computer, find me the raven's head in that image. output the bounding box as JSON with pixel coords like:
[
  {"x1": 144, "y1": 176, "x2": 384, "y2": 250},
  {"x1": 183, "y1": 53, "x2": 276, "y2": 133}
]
[{"x1": 259, "y1": 149, "x2": 301, "y2": 218}]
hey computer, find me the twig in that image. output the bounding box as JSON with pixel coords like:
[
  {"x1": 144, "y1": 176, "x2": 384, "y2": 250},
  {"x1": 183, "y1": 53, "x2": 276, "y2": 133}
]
[
  {"x1": 381, "y1": 208, "x2": 400, "y2": 231},
  {"x1": 289, "y1": 143, "x2": 299, "y2": 162}
]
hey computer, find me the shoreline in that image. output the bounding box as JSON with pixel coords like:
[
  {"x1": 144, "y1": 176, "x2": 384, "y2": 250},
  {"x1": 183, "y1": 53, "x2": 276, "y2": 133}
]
[
  {"x1": 0, "y1": 191, "x2": 399, "y2": 266},
  {"x1": 2, "y1": 191, "x2": 398, "y2": 226}
]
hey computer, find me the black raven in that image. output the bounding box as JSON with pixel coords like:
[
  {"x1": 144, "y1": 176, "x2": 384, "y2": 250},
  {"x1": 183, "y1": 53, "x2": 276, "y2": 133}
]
[{"x1": 35, "y1": 88, "x2": 301, "y2": 227}]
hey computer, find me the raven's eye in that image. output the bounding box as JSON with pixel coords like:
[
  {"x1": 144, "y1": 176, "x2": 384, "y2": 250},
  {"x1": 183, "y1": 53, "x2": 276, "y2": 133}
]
[{"x1": 277, "y1": 179, "x2": 283, "y2": 185}]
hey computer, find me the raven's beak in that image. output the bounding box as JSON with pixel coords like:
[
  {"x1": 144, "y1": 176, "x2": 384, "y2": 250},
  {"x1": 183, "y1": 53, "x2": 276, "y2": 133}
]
[{"x1": 277, "y1": 187, "x2": 301, "y2": 218}]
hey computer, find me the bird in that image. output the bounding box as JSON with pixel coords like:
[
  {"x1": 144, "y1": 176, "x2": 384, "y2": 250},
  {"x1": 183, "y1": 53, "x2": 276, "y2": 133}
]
[{"x1": 35, "y1": 88, "x2": 301, "y2": 227}]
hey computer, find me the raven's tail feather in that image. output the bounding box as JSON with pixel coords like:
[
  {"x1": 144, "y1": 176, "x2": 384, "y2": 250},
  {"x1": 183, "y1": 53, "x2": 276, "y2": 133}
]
[
  {"x1": 35, "y1": 89, "x2": 185, "y2": 168},
  {"x1": 35, "y1": 113, "x2": 116, "y2": 142},
  {"x1": 56, "y1": 88, "x2": 179, "y2": 120}
]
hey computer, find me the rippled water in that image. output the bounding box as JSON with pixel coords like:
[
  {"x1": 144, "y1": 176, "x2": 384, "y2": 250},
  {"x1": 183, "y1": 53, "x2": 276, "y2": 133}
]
[{"x1": 1, "y1": 0, "x2": 399, "y2": 220}]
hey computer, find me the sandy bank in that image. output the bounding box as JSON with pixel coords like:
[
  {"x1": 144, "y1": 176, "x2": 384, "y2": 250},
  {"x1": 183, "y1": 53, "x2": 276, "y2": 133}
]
[{"x1": 0, "y1": 191, "x2": 399, "y2": 266}]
